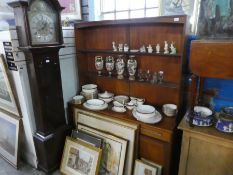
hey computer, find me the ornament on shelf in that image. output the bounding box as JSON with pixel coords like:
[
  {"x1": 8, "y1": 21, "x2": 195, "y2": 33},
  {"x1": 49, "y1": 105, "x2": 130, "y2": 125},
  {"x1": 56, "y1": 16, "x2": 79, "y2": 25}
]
[
  {"x1": 95, "y1": 56, "x2": 104, "y2": 76},
  {"x1": 112, "y1": 41, "x2": 117, "y2": 52},
  {"x1": 158, "y1": 71, "x2": 164, "y2": 83},
  {"x1": 164, "y1": 41, "x2": 169, "y2": 54},
  {"x1": 170, "y1": 42, "x2": 177, "y2": 54},
  {"x1": 106, "y1": 56, "x2": 115, "y2": 76},
  {"x1": 145, "y1": 69, "x2": 151, "y2": 81},
  {"x1": 156, "y1": 43, "x2": 160, "y2": 54},
  {"x1": 124, "y1": 44, "x2": 129, "y2": 52},
  {"x1": 140, "y1": 45, "x2": 146, "y2": 52},
  {"x1": 147, "y1": 44, "x2": 153, "y2": 53},
  {"x1": 137, "y1": 69, "x2": 144, "y2": 81},
  {"x1": 116, "y1": 55, "x2": 125, "y2": 79},
  {"x1": 127, "y1": 55, "x2": 137, "y2": 80},
  {"x1": 118, "y1": 43, "x2": 123, "y2": 52},
  {"x1": 150, "y1": 72, "x2": 158, "y2": 84}
]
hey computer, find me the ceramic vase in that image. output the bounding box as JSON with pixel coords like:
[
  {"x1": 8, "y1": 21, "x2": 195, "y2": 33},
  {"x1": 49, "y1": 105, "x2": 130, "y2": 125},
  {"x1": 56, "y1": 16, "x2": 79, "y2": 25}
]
[
  {"x1": 106, "y1": 56, "x2": 114, "y2": 76},
  {"x1": 95, "y1": 56, "x2": 104, "y2": 76},
  {"x1": 116, "y1": 55, "x2": 125, "y2": 79},
  {"x1": 127, "y1": 55, "x2": 137, "y2": 80}
]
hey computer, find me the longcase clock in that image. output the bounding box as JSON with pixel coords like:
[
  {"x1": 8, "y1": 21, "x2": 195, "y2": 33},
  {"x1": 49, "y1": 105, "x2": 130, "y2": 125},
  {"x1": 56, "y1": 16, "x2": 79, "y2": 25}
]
[{"x1": 8, "y1": 0, "x2": 71, "y2": 173}]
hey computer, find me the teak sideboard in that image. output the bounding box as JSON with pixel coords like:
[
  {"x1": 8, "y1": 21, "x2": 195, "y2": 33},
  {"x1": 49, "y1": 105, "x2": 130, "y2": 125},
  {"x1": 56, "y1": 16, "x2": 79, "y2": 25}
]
[{"x1": 72, "y1": 15, "x2": 188, "y2": 175}]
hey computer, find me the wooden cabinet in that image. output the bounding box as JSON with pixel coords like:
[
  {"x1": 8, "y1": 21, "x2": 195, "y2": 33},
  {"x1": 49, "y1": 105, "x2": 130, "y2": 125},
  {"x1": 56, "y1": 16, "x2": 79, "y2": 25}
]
[
  {"x1": 73, "y1": 16, "x2": 188, "y2": 175},
  {"x1": 178, "y1": 118, "x2": 233, "y2": 175}
]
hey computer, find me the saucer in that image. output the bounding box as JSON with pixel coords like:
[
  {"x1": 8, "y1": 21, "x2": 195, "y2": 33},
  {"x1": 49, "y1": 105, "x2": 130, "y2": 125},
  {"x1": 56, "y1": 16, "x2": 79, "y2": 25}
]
[
  {"x1": 83, "y1": 102, "x2": 108, "y2": 111},
  {"x1": 112, "y1": 106, "x2": 126, "y2": 113},
  {"x1": 132, "y1": 109, "x2": 162, "y2": 124}
]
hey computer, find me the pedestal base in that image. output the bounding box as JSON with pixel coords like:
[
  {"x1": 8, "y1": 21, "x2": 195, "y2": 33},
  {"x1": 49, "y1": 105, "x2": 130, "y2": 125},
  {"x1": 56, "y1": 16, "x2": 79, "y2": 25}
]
[{"x1": 33, "y1": 125, "x2": 72, "y2": 174}]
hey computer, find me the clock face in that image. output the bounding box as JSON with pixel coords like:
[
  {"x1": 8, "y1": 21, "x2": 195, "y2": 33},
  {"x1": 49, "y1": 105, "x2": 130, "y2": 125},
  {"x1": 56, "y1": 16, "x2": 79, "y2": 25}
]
[{"x1": 28, "y1": 0, "x2": 59, "y2": 45}]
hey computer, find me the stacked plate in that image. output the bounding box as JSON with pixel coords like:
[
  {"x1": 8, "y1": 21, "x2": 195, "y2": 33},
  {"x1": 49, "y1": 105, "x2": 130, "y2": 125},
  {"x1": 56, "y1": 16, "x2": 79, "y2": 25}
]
[
  {"x1": 132, "y1": 105, "x2": 162, "y2": 124},
  {"x1": 83, "y1": 99, "x2": 108, "y2": 111},
  {"x1": 81, "y1": 84, "x2": 98, "y2": 100}
]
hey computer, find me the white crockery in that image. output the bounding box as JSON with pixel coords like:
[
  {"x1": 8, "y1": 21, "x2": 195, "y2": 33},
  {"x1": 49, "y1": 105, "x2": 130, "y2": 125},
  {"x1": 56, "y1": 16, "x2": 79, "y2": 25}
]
[
  {"x1": 132, "y1": 108, "x2": 162, "y2": 124},
  {"x1": 98, "y1": 91, "x2": 114, "y2": 98},
  {"x1": 73, "y1": 95, "x2": 84, "y2": 104},
  {"x1": 83, "y1": 102, "x2": 108, "y2": 111},
  {"x1": 82, "y1": 84, "x2": 97, "y2": 93},
  {"x1": 162, "y1": 104, "x2": 178, "y2": 117},
  {"x1": 112, "y1": 106, "x2": 126, "y2": 113},
  {"x1": 126, "y1": 102, "x2": 135, "y2": 110},
  {"x1": 194, "y1": 106, "x2": 212, "y2": 117},
  {"x1": 114, "y1": 95, "x2": 129, "y2": 104},
  {"x1": 99, "y1": 97, "x2": 113, "y2": 103},
  {"x1": 86, "y1": 99, "x2": 105, "y2": 106},
  {"x1": 136, "y1": 105, "x2": 155, "y2": 114}
]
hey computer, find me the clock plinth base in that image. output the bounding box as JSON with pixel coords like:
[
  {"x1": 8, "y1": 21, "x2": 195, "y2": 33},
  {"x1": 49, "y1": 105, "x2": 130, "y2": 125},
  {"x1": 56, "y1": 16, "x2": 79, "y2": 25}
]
[{"x1": 33, "y1": 125, "x2": 72, "y2": 174}]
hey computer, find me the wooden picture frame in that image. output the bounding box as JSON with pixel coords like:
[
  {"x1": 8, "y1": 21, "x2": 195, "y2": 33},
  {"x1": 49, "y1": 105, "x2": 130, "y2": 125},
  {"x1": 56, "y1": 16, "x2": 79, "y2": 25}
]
[
  {"x1": 0, "y1": 110, "x2": 20, "y2": 168},
  {"x1": 58, "y1": 0, "x2": 82, "y2": 21},
  {"x1": 60, "y1": 136, "x2": 102, "y2": 175},
  {"x1": 134, "y1": 159, "x2": 158, "y2": 175},
  {"x1": 0, "y1": 54, "x2": 19, "y2": 116},
  {"x1": 71, "y1": 129, "x2": 103, "y2": 148},
  {"x1": 141, "y1": 158, "x2": 162, "y2": 175},
  {"x1": 78, "y1": 124, "x2": 128, "y2": 175},
  {"x1": 74, "y1": 108, "x2": 139, "y2": 175}
]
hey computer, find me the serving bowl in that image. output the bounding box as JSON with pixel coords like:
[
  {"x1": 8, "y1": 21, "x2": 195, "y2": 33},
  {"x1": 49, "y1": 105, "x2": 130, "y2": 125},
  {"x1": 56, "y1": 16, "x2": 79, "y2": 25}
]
[
  {"x1": 114, "y1": 95, "x2": 129, "y2": 105},
  {"x1": 135, "y1": 105, "x2": 156, "y2": 119},
  {"x1": 98, "y1": 91, "x2": 114, "y2": 103},
  {"x1": 162, "y1": 104, "x2": 177, "y2": 117},
  {"x1": 215, "y1": 107, "x2": 233, "y2": 133}
]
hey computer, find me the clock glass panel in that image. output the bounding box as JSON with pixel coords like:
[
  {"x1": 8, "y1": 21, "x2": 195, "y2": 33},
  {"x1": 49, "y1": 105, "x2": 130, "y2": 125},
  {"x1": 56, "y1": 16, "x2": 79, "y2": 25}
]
[{"x1": 28, "y1": 0, "x2": 59, "y2": 45}]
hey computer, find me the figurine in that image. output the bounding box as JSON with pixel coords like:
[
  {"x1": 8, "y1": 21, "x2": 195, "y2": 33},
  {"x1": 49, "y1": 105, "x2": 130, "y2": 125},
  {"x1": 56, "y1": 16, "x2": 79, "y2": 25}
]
[
  {"x1": 158, "y1": 71, "x2": 164, "y2": 83},
  {"x1": 170, "y1": 42, "x2": 177, "y2": 54},
  {"x1": 118, "y1": 43, "x2": 123, "y2": 52},
  {"x1": 116, "y1": 55, "x2": 125, "y2": 79},
  {"x1": 145, "y1": 69, "x2": 151, "y2": 81},
  {"x1": 164, "y1": 41, "x2": 169, "y2": 54},
  {"x1": 112, "y1": 41, "x2": 117, "y2": 52},
  {"x1": 147, "y1": 44, "x2": 153, "y2": 53},
  {"x1": 140, "y1": 45, "x2": 146, "y2": 52},
  {"x1": 124, "y1": 44, "x2": 129, "y2": 52},
  {"x1": 156, "y1": 44, "x2": 160, "y2": 54},
  {"x1": 150, "y1": 72, "x2": 158, "y2": 84}
]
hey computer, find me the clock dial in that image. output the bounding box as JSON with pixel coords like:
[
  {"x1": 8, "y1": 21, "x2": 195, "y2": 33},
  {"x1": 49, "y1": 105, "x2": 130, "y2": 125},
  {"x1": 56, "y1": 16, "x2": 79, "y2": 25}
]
[{"x1": 28, "y1": 0, "x2": 59, "y2": 44}]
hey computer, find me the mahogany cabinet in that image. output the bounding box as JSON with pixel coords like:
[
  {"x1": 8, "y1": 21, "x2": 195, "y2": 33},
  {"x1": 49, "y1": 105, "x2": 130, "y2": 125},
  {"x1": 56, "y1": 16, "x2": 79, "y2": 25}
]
[{"x1": 73, "y1": 15, "x2": 188, "y2": 175}]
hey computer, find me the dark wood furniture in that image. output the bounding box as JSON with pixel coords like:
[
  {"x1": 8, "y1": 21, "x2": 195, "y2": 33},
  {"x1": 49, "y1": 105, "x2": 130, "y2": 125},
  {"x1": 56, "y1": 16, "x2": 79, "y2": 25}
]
[
  {"x1": 73, "y1": 15, "x2": 188, "y2": 175},
  {"x1": 8, "y1": 0, "x2": 71, "y2": 173},
  {"x1": 178, "y1": 40, "x2": 233, "y2": 175}
]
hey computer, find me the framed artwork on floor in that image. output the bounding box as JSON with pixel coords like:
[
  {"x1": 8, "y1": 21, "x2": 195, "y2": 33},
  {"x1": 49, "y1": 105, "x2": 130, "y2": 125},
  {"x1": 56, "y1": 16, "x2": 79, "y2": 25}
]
[
  {"x1": 141, "y1": 158, "x2": 162, "y2": 175},
  {"x1": 74, "y1": 108, "x2": 139, "y2": 175},
  {"x1": 0, "y1": 110, "x2": 21, "y2": 168},
  {"x1": 58, "y1": 0, "x2": 82, "y2": 21},
  {"x1": 71, "y1": 129, "x2": 103, "y2": 148},
  {"x1": 60, "y1": 136, "x2": 102, "y2": 175},
  {"x1": 0, "y1": 54, "x2": 19, "y2": 116},
  {"x1": 78, "y1": 124, "x2": 128, "y2": 175},
  {"x1": 134, "y1": 159, "x2": 158, "y2": 175}
]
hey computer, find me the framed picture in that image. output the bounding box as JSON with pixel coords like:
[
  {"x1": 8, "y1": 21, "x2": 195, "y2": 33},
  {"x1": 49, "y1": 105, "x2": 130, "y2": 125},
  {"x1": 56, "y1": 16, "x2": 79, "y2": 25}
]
[
  {"x1": 197, "y1": 0, "x2": 233, "y2": 39},
  {"x1": 134, "y1": 159, "x2": 158, "y2": 175},
  {"x1": 74, "y1": 108, "x2": 139, "y2": 175},
  {"x1": 71, "y1": 129, "x2": 103, "y2": 148},
  {"x1": 58, "y1": 0, "x2": 82, "y2": 21},
  {"x1": 78, "y1": 124, "x2": 128, "y2": 175},
  {"x1": 0, "y1": 55, "x2": 19, "y2": 116},
  {"x1": 60, "y1": 136, "x2": 102, "y2": 175},
  {"x1": 141, "y1": 158, "x2": 162, "y2": 175},
  {"x1": 0, "y1": 110, "x2": 21, "y2": 168}
]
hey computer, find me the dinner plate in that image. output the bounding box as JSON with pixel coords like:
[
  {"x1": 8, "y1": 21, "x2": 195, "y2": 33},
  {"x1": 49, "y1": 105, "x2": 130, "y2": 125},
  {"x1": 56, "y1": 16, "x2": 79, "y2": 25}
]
[
  {"x1": 132, "y1": 109, "x2": 162, "y2": 124},
  {"x1": 83, "y1": 102, "x2": 108, "y2": 111}
]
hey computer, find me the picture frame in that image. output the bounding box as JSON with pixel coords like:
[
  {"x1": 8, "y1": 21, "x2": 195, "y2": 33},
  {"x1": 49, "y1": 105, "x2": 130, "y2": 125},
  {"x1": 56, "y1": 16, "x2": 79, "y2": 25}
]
[
  {"x1": 74, "y1": 108, "x2": 139, "y2": 175},
  {"x1": 58, "y1": 0, "x2": 82, "y2": 21},
  {"x1": 0, "y1": 110, "x2": 21, "y2": 168},
  {"x1": 71, "y1": 129, "x2": 103, "y2": 148},
  {"x1": 0, "y1": 54, "x2": 19, "y2": 116},
  {"x1": 60, "y1": 136, "x2": 102, "y2": 175},
  {"x1": 141, "y1": 158, "x2": 162, "y2": 175},
  {"x1": 134, "y1": 159, "x2": 158, "y2": 175},
  {"x1": 78, "y1": 124, "x2": 128, "y2": 175}
]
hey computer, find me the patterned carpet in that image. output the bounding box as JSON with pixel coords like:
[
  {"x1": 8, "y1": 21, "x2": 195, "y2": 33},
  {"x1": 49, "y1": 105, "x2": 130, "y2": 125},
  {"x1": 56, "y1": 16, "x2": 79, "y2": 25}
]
[{"x1": 0, "y1": 157, "x2": 61, "y2": 175}]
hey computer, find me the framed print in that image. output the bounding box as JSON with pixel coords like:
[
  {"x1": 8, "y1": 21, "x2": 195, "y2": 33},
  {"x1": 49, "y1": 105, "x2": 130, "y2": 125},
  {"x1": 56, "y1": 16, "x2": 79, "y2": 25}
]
[
  {"x1": 0, "y1": 110, "x2": 21, "y2": 168},
  {"x1": 74, "y1": 108, "x2": 139, "y2": 175},
  {"x1": 141, "y1": 158, "x2": 162, "y2": 175},
  {"x1": 60, "y1": 136, "x2": 102, "y2": 175},
  {"x1": 78, "y1": 124, "x2": 128, "y2": 175},
  {"x1": 0, "y1": 55, "x2": 19, "y2": 116},
  {"x1": 134, "y1": 159, "x2": 158, "y2": 175},
  {"x1": 71, "y1": 129, "x2": 103, "y2": 148},
  {"x1": 58, "y1": 0, "x2": 82, "y2": 21}
]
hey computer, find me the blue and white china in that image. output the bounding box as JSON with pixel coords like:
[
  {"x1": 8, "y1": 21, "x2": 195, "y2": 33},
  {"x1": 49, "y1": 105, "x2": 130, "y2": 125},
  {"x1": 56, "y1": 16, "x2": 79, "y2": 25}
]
[
  {"x1": 215, "y1": 107, "x2": 233, "y2": 133},
  {"x1": 186, "y1": 106, "x2": 214, "y2": 127}
]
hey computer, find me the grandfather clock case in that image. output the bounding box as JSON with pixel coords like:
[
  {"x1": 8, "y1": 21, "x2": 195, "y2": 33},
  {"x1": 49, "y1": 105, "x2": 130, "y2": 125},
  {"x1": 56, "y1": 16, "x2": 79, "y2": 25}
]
[{"x1": 8, "y1": 0, "x2": 71, "y2": 173}]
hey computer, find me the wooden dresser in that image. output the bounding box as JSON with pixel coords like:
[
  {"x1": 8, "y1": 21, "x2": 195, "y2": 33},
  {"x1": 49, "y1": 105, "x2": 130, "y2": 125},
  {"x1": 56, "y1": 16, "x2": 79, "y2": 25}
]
[
  {"x1": 72, "y1": 15, "x2": 188, "y2": 175},
  {"x1": 178, "y1": 41, "x2": 233, "y2": 175}
]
